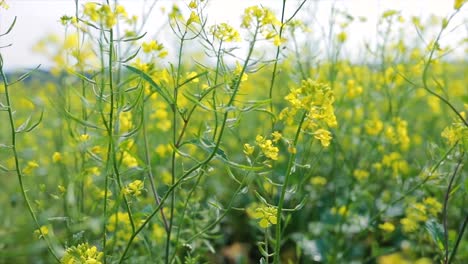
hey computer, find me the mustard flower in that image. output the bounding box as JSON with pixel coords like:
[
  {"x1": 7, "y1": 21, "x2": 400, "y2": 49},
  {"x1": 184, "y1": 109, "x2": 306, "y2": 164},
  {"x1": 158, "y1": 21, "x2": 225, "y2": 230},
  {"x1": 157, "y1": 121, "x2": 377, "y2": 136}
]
[
  {"x1": 378, "y1": 222, "x2": 395, "y2": 233},
  {"x1": 79, "y1": 133, "x2": 90, "y2": 142},
  {"x1": 0, "y1": 0, "x2": 7, "y2": 9},
  {"x1": 255, "y1": 135, "x2": 279, "y2": 160},
  {"x1": 280, "y1": 79, "x2": 337, "y2": 147},
  {"x1": 34, "y1": 225, "x2": 49, "y2": 239},
  {"x1": 186, "y1": 11, "x2": 200, "y2": 26},
  {"x1": 243, "y1": 143, "x2": 255, "y2": 156},
  {"x1": 61, "y1": 243, "x2": 103, "y2": 264},
  {"x1": 22, "y1": 161, "x2": 39, "y2": 175},
  {"x1": 123, "y1": 180, "x2": 144, "y2": 196},
  {"x1": 122, "y1": 151, "x2": 138, "y2": 168},
  {"x1": 249, "y1": 205, "x2": 278, "y2": 228},
  {"x1": 52, "y1": 152, "x2": 63, "y2": 163},
  {"x1": 454, "y1": 0, "x2": 467, "y2": 10},
  {"x1": 365, "y1": 118, "x2": 384, "y2": 136},
  {"x1": 423, "y1": 197, "x2": 442, "y2": 216},
  {"x1": 210, "y1": 23, "x2": 241, "y2": 42},
  {"x1": 400, "y1": 217, "x2": 418, "y2": 233},
  {"x1": 241, "y1": 5, "x2": 279, "y2": 29},
  {"x1": 353, "y1": 169, "x2": 369, "y2": 181},
  {"x1": 310, "y1": 176, "x2": 327, "y2": 186},
  {"x1": 314, "y1": 129, "x2": 332, "y2": 147}
]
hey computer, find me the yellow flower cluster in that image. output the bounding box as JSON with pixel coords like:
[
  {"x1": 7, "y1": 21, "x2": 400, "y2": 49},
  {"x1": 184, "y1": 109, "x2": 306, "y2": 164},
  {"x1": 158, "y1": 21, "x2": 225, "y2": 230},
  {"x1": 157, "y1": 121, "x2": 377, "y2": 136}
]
[
  {"x1": 378, "y1": 222, "x2": 395, "y2": 233},
  {"x1": 107, "y1": 212, "x2": 134, "y2": 243},
  {"x1": 441, "y1": 114, "x2": 467, "y2": 147},
  {"x1": 384, "y1": 117, "x2": 410, "y2": 151},
  {"x1": 381, "y1": 152, "x2": 409, "y2": 178},
  {"x1": 378, "y1": 252, "x2": 432, "y2": 264},
  {"x1": 22, "y1": 161, "x2": 39, "y2": 175},
  {"x1": 255, "y1": 133, "x2": 280, "y2": 160},
  {"x1": 241, "y1": 5, "x2": 279, "y2": 29},
  {"x1": 400, "y1": 197, "x2": 442, "y2": 233},
  {"x1": 365, "y1": 118, "x2": 384, "y2": 136},
  {"x1": 119, "y1": 111, "x2": 133, "y2": 132},
  {"x1": 123, "y1": 180, "x2": 144, "y2": 197},
  {"x1": 280, "y1": 79, "x2": 337, "y2": 147},
  {"x1": 61, "y1": 243, "x2": 103, "y2": 264},
  {"x1": 141, "y1": 40, "x2": 168, "y2": 58},
  {"x1": 454, "y1": 0, "x2": 467, "y2": 10},
  {"x1": 0, "y1": 0, "x2": 8, "y2": 9},
  {"x1": 210, "y1": 23, "x2": 241, "y2": 42},
  {"x1": 247, "y1": 204, "x2": 278, "y2": 228},
  {"x1": 353, "y1": 169, "x2": 370, "y2": 181},
  {"x1": 310, "y1": 176, "x2": 327, "y2": 186},
  {"x1": 122, "y1": 151, "x2": 138, "y2": 168},
  {"x1": 34, "y1": 225, "x2": 49, "y2": 239},
  {"x1": 83, "y1": 2, "x2": 128, "y2": 28}
]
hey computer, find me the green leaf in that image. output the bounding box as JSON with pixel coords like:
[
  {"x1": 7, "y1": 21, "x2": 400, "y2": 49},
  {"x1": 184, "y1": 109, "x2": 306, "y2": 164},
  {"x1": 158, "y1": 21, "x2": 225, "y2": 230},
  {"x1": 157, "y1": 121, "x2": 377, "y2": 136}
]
[
  {"x1": 63, "y1": 108, "x2": 105, "y2": 130},
  {"x1": 0, "y1": 164, "x2": 9, "y2": 172},
  {"x1": 15, "y1": 116, "x2": 32, "y2": 133},
  {"x1": 0, "y1": 16, "x2": 17, "y2": 37},
  {"x1": 120, "y1": 32, "x2": 147, "y2": 42},
  {"x1": 425, "y1": 219, "x2": 445, "y2": 253},
  {"x1": 124, "y1": 64, "x2": 174, "y2": 106}
]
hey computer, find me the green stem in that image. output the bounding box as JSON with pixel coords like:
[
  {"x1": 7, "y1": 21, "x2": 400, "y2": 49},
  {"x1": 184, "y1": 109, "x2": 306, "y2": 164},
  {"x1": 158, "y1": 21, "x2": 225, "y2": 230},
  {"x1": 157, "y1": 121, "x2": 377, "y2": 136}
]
[
  {"x1": 118, "y1": 23, "x2": 259, "y2": 264},
  {"x1": 0, "y1": 55, "x2": 60, "y2": 262},
  {"x1": 273, "y1": 112, "x2": 306, "y2": 264}
]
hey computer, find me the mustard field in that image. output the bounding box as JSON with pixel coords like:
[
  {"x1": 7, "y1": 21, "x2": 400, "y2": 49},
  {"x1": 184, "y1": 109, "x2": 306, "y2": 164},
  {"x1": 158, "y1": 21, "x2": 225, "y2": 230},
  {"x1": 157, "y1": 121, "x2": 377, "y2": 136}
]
[{"x1": 0, "y1": 1, "x2": 467, "y2": 263}]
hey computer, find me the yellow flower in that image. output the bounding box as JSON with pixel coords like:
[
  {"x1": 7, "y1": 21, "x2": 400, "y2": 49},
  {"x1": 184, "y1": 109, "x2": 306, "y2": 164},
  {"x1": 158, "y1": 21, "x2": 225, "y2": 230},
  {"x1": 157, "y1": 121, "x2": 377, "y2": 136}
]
[
  {"x1": 310, "y1": 176, "x2": 327, "y2": 186},
  {"x1": 210, "y1": 23, "x2": 241, "y2": 42},
  {"x1": 152, "y1": 224, "x2": 165, "y2": 242},
  {"x1": 52, "y1": 152, "x2": 62, "y2": 163},
  {"x1": 400, "y1": 217, "x2": 418, "y2": 233},
  {"x1": 186, "y1": 11, "x2": 200, "y2": 25},
  {"x1": 186, "y1": 71, "x2": 200, "y2": 83},
  {"x1": 353, "y1": 169, "x2": 369, "y2": 181},
  {"x1": 273, "y1": 35, "x2": 287, "y2": 46},
  {"x1": 271, "y1": 131, "x2": 282, "y2": 143},
  {"x1": 365, "y1": 118, "x2": 384, "y2": 136},
  {"x1": 314, "y1": 129, "x2": 332, "y2": 147},
  {"x1": 331, "y1": 205, "x2": 348, "y2": 216},
  {"x1": 337, "y1": 32, "x2": 347, "y2": 43},
  {"x1": 61, "y1": 243, "x2": 103, "y2": 264},
  {"x1": 83, "y1": 2, "x2": 99, "y2": 22},
  {"x1": 255, "y1": 135, "x2": 279, "y2": 160},
  {"x1": 243, "y1": 143, "x2": 255, "y2": 156},
  {"x1": 248, "y1": 204, "x2": 278, "y2": 228},
  {"x1": 378, "y1": 253, "x2": 410, "y2": 264},
  {"x1": 188, "y1": 0, "x2": 198, "y2": 9},
  {"x1": 378, "y1": 222, "x2": 395, "y2": 233},
  {"x1": 122, "y1": 151, "x2": 138, "y2": 168},
  {"x1": 79, "y1": 133, "x2": 90, "y2": 142},
  {"x1": 454, "y1": 0, "x2": 467, "y2": 10},
  {"x1": 123, "y1": 180, "x2": 144, "y2": 196},
  {"x1": 34, "y1": 225, "x2": 49, "y2": 239},
  {"x1": 423, "y1": 197, "x2": 442, "y2": 216},
  {"x1": 22, "y1": 161, "x2": 39, "y2": 175},
  {"x1": 0, "y1": 0, "x2": 8, "y2": 9}
]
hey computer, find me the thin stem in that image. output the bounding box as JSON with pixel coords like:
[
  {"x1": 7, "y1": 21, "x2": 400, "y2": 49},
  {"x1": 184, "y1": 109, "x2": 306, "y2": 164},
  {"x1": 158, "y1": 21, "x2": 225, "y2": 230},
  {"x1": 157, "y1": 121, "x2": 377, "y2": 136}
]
[
  {"x1": 0, "y1": 54, "x2": 60, "y2": 262},
  {"x1": 166, "y1": 29, "x2": 187, "y2": 264},
  {"x1": 273, "y1": 111, "x2": 307, "y2": 264},
  {"x1": 268, "y1": 0, "x2": 287, "y2": 129},
  {"x1": 442, "y1": 151, "x2": 465, "y2": 264},
  {"x1": 142, "y1": 104, "x2": 169, "y2": 231},
  {"x1": 118, "y1": 23, "x2": 259, "y2": 264},
  {"x1": 448, "y1": 214, "x2": 468, "y2": 264}
]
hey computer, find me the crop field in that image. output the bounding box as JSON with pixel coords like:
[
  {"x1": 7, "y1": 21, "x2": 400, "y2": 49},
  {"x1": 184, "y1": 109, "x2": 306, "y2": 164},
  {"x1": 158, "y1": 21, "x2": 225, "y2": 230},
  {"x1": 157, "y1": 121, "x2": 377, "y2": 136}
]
[{"x1": 0, "y1": 0, "x2": 467, "y2": 263}]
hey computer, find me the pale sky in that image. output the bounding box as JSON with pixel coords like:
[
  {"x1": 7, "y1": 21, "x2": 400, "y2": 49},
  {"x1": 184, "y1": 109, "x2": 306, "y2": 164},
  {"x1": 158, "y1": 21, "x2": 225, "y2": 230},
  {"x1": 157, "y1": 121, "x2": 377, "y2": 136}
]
[{"x1": 0, "y1": 0, "x2": 466, "y2": 70}]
